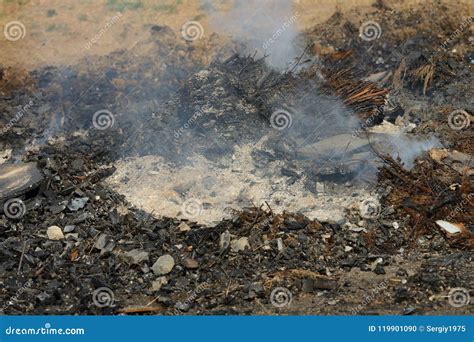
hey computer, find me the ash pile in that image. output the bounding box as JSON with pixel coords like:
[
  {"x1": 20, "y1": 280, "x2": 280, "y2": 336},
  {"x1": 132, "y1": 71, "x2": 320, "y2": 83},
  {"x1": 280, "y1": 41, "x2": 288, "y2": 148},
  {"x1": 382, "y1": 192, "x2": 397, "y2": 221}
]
[{"x1": 108, "y1": 53, "x2": 392, "y2": 225}]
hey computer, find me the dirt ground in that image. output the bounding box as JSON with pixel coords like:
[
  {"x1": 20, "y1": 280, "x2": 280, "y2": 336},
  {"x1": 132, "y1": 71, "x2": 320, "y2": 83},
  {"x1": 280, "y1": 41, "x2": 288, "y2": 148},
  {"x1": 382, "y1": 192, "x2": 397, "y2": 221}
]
[{"x1": 0, "y1": 0, "x2": 473, "y2": 315}]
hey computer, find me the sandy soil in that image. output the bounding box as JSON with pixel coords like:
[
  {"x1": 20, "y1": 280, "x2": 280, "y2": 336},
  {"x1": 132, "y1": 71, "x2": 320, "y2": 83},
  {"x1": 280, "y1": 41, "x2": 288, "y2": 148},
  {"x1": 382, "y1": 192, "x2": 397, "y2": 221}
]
[{"x1": 1, "y1": 0, "x2": 470, "y2": 69}]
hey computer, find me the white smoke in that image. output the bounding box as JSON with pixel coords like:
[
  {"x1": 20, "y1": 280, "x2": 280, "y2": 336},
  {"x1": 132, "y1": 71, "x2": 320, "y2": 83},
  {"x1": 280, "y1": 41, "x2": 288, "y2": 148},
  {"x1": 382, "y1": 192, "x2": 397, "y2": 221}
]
[{"x1": 207, "y1": 0, "x2": 302, "y2": 70}]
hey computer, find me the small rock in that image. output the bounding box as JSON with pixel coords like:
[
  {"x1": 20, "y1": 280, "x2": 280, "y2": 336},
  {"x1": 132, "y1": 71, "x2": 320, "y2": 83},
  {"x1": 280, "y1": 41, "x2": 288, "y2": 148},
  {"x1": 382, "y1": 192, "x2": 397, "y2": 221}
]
[
  {"x1": 63, "y1": 225, "x2": 76, "y2": 233},
  {"x1": 94, "y1": 234, "x2": 108, "y2": 250},
  {"x1": 151, "y1": 276, "x2": 168, "y2": 291},
  {"x1": 349, "y1": 226, "x2": 367, "y2": 233},
  {"x1": 178, "y1": 222, "x2": 191, "y2": 232},
  {"x1": 344, "y1": 246, "x2": 353, "y2": 252},
  {"x1": 67, "y1": 197, "x2": 89, "y2": 211},
  {"x1": 47, "y1": 225, "x2": 64, "y2": 240},
  {"x1": 248, "y1": 282, "x2": 264, "y2": 298},
  {"x1": 116, "y1": 205, "x2": 129, "y2": 216},
  {"x1": 94, "y1": 233, "x2": 115, "y2": 254},
  {"x1": 219, "y1": 230, "x2": 231, "y2": 251},
  {"x1": 123, "y1": 249, "x2": 149, "y2": 265},
  {"x1": 65, "y1": 233, "x2": 79, "y2": 240},
  {"x1": 370, "y1": 257, "x2": 383, "y2": 271},
  {"x1": 175, "y1": 301, "x2": 190, "y2": 312},
  {"x1": 183, "y1": 258, "x2": 199, "y2": 269},
  {"x1": 152, "y1": 254, "x2": 175, "y2": 275},
  {"x1": 230, "y1": 237, "x2": 250, "y2": 252},
  {"x1": 328, "y1": 299, "x2": 337, "y2": 305},
  {"x1": 374, "y1": 264, "x2": 386, "y2": 275},
  {"x1": 402, "y1": 307, "x2": 416, "y2": 315},
  {"x1": 276, "y1": 238, "x2": 284, "y2": 251},
  {"x1": 50, "y1": 204, "x2": 66, "y2": 214},
  {"x1": 262, "y1": 235, "x2": 271, "y2": 250}
]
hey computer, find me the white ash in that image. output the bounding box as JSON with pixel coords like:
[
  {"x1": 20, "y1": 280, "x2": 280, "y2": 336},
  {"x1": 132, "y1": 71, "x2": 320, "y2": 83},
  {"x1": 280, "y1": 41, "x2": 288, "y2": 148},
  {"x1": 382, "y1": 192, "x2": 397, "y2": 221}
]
[{"x1": 107, "y1": 139, "x2": 374, "y2": 225}]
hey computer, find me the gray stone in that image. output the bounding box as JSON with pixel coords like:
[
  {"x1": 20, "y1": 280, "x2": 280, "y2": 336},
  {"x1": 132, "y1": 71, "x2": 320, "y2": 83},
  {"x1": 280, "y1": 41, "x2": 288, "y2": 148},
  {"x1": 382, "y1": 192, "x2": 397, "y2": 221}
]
[
  {"x1": 94, "y1": 233, "x2": 115, "y2": 254},
  {"x1": 94, "y1": 234, "x2": 109, "y2": 250},
  {"x1": 152, "y1": 254, "x2": 175, "y2": 275},
  {"x1": 219, "y1": 230, "x2": 231, "y2": 251},
  {"x1": 67, "y1": 197, "x2": 89, "y2": 211},
  {"x1": 0, "y1": 162, "x2": 43, "y2": 202},
  {"x1": 175, "y1": 301, "x2": 190, "y2": 312},
  {"x1": 63, "y1": 225, "x2": 76, "y2": 233},
  {"x1": 123, "y1": 249, "x2": 149, "y2": 264},
  {"x1": 248, "y1": 282, "x2": 264, "y2": 298},
  {"x1": 151, "y1": 276, "x2": 168, "y2": 291},
  {"x1": 298, "y1": 134, "x2": 370, "y2": 160}
]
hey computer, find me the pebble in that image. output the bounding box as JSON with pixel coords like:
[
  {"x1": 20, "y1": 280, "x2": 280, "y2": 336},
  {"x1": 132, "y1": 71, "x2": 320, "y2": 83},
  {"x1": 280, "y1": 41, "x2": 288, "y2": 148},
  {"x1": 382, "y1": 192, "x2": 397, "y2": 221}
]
[
  {"x1": 178, "y1": 222, "x2": 191, "y2": 232},
  {"x1": 262, "y1": 235, "x2": 271, "y2": 250},
  {"x1": 67, "y1": 197, "x2": 89, "y2": 211},
  {"x1": 219, "y1": 230, "x2": 231, "y2": 251},
  {"x1": 47, "y1": 225, "x2": 64, "y2": 240},
  {"x1": 230, "y1": 237, "x2": 250, "y2": 252},
  {"x1": 182, "y1": 258, "x2": 199, "y2": 269},
  {"x1": 151, "y1": 276, "x2": 168, "y2": 291},
  {"x1": 344, "y1": 246, "x2": 353, "y2": 252},
  {"x1": 123, "y1": 249, "x2": 149, "y2": 264},
  {"x1": 65, "y1": 233, "x2": 79, "y2": 240},
  {"x1": 374, "y1": 264, "x2": 386, "y2": 275},
  {"x1": 152, "y1": 254, "x2": 175, "y2": 275},
  {"x1": 175, "y1": 301, "x2": 190, "y2": 312},
  {"x1": 63, "y1": 225, "x2": 76, "y2": 233},
  {"x1": 94, "y1": 234, "x2": 111, "y2": 251},
  {"x1": 248, "y1": 282, "x2": 264, "y2": 298},
  {"x1": 276, "y1": 238, "x2": 284, "y2": 251}
]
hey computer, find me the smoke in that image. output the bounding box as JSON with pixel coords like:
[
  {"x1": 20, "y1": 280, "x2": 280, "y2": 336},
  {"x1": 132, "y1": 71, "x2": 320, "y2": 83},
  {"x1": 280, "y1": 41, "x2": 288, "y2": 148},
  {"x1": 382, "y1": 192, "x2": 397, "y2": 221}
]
[
  {"x1": 380, "y1": 133, "x2": 442, "y2": 170},
  {"x1": 207, "y1": 0, "x2": 302, "y2": 70}
]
